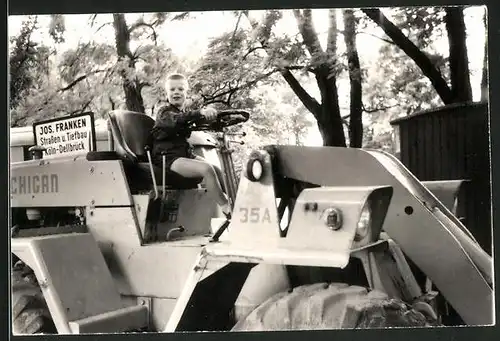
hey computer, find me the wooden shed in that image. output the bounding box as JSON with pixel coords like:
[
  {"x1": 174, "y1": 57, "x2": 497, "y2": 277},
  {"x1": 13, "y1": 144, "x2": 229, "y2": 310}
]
[{"x1": 390, "y1": 101, "x2": 492, "y2": 254}]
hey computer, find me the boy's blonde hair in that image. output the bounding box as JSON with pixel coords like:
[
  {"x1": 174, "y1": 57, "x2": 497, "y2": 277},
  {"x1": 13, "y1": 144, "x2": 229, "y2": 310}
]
[{"x1": 165, "y1": 73, "x2": 189, "y2": 90}]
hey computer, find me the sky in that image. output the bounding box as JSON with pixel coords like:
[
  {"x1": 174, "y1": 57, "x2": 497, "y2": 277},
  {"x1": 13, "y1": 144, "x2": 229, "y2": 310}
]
[{"x1": 8, "y1": 7, "x2": 487, "y2": 146}]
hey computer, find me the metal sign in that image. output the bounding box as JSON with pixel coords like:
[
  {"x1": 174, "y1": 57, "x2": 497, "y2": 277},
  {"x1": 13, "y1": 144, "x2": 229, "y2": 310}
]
[{"x1": 32, "y1": 112, "x2": 97, "y2": 159}]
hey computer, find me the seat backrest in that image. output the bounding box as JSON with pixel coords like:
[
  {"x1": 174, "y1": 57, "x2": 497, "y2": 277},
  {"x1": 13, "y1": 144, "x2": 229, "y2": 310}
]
[{"x1": 107, "y1": 110, "x2": 155, "y2": 162}]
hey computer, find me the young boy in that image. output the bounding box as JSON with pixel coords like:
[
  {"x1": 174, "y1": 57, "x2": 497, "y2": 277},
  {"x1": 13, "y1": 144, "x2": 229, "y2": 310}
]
[{"x1": 149, "y1": 73, "x2": 231, "y2": 216}]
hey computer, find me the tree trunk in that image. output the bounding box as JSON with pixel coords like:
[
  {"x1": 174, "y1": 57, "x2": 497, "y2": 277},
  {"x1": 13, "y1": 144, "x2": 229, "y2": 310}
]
[
  {"x1": 362, "y1": 8, "x2": 454, "y2": 105},
  {"x1": 343, "y1": 10, "x2": 363, "y2": 148},
  {"x1": 445, "y1": 6, "x2": 473, "y2": 102},
  {"x1": 480, "y1": 10, "x2": 488, "y2": 102},
  {"x1": 112, "y1": 14, "x2": 145, "y2": 113},
  {"x1": 315, "y1": 66, "x2": 346, "y2": 147},
  {"x1": 245, "y1": 10, "x2": 346, "y2": 147},
  {"x1": 294, "y1": 9, "x2": 346, "y2": 147}
]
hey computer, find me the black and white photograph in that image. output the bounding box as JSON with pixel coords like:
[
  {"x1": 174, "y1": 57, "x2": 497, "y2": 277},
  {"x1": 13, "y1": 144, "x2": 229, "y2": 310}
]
[{"x1": 8, "y1": 4, "x2": 494, "y2": 336}]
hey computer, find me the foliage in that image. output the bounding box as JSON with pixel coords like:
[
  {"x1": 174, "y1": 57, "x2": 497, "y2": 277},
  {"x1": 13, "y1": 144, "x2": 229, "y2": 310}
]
[
  {"x1": 387, "y1": 7, "x2": 447, "y2": 50},
  {"x1": 362, "y1": 42, "x2": 443, "y2": 121},
  {"x1": 9, "y1": 17, "x2": 51, "y2": 111},
  {"x1": 248, "y1": 83, "x2": 313, "y2": 145},
  {"x1": 8, "y1": 8, "x2": 485, "y2": 155},
  {"x1": 189, "y1": 20, "x2": 308, "y2": 109},
  {"x1": 49, "y1": 14, "x2": 66, "y2": 44},
  {"x1": 216, "y1": 80, "x2": 314, "y2": 174},
  {"x1": 193, "y1": 9, "x2": 351, "y2": 147},
  {"x1": 359, "y1": 7, "x2": 459, "y2": 150},
  {"x1": 9, "y1": 13, "x2": 193, "y2": 125}
]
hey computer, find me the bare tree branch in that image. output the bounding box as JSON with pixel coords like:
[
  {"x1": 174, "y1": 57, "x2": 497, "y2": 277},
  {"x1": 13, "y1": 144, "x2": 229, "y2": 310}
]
[
  {"x1": 211, "y1": 81, "x2": 232, "y2": 98},
  {"x1": 80, "y1": 99, "x2": 93, "y2": 113},
  {"x1": 128, "y1": 22, "x2": 158, "y2": 44},
  {"x1": 242, "y1": 46, "x2": 266, "y2": 60},
  {"x1": 170, "y1": 12, "x2": 190, "y2": 22},
  {"x1": 94, "y1": 22, "x2": 113, "y2": 34},
  {"x1": 100, "y1": 66, "x2": 116, "y2": 85},
  {"x1": 286, "y1": 65, "x2": 313, "y2": 72},
  {"x1": 362, "y1": 102, "x2": 398, "y2": 113},
  {"x1": 281, "y1": 70, "x2": 321, "y2": 117},
  {"x1": 226, "y1": 87, "x2": 237, "y2": 105},
  {"x1": 68, "y1": 98, "x2": 93, "y2": 115},
  {"x1": 59, "y1": 69, "x2": 108, "y2": 92},
  {"x1": 357, "y1": 31, "x2": 396, "y2": 45},
  {"x1": 89, "y1": 14, "x2": 98, "y2": 27},
  {"x1": 204, "y1": 99, "x2": 231, "y2": 106},
  {"x1": 201, "y1": 68, "x2": 281, "y2": 103},
  {"x1": 137, "y1": 81, "x2": 152, "y2": 90}
]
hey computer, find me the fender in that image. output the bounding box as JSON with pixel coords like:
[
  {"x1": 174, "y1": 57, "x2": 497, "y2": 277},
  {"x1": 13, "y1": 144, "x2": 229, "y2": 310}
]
[
  {"x1": 11, "y1": 233, "x2": 148, "y2": 334},
  {"x1": 421, "y1": 180, "x2": 467, "y2": 216}
]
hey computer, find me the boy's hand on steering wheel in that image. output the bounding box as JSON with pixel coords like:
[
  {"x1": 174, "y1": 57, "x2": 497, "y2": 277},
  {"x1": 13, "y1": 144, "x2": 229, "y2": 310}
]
[{"x1": 200, "y1": 107, "x2": 218, "y2": 121}]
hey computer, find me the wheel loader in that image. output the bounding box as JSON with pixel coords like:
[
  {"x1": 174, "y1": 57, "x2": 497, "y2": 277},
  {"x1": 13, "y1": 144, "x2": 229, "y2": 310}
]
[{"x1": 9, "y1": 109, "x2": 494, "y2": 335}]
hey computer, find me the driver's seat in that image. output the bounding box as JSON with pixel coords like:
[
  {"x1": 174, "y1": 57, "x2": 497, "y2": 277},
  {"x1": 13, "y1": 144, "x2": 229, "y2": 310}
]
[
  {"x1": 105, "y1": 110, "x2": 202, "y2": 192},
  {"x1": 107, "y1": 110, "x2": 153, "y2": 163}
]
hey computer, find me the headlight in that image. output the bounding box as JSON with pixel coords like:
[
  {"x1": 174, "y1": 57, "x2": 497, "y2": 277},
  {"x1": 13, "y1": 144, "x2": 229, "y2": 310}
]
[
  {"x1": 251, "y1": 159, "x2": 263, "y2": 180},
  {"x1": 355, "y1": 203, "x2": 371, "y2": 241},
  {"x1": 321, "y1": 207, "x2": 343, "y2": 231},
  {"x1": 245, "y1": 152, "x2": 266, "y2": 182}
]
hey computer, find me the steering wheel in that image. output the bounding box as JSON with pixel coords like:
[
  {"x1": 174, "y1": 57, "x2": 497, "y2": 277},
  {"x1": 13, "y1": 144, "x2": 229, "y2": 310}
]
[{"x1": 190, "y1": 109, "x2": 250, "y2": 131}]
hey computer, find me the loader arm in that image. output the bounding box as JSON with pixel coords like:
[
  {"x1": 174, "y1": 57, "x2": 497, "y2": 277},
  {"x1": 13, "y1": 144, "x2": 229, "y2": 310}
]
[{"x1": 261, "y1": 145, "x2": 493, "y2": 326}]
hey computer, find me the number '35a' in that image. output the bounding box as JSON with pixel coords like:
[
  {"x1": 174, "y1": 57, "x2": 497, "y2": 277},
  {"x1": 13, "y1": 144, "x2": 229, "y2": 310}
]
[{"x1": 239, "y1": 207, "x2": 272, "y2": 223}]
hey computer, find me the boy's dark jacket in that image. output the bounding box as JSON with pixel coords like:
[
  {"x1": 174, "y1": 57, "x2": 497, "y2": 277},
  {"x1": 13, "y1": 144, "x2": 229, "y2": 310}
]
[{"x1": 148, "y1": 104, "x2": 202, "y2": 162}]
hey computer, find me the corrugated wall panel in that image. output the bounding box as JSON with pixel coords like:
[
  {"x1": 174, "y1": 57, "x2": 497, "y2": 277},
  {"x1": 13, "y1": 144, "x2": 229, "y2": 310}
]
[
  {"x1": 432, "y1": 113, "x2": 442, "y2": 180},
  {"x1": 391, "y1": 102, "x2": 491, "y2": 254}
]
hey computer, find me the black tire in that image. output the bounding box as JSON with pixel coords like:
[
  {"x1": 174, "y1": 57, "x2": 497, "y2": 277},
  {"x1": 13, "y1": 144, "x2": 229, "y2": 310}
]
[
  {"x1": 12, "y1": 264, "x2": 56, "y2": 335},
  {"x1": 231, "y1": 282, "x2": 439, "y2": 331}
]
